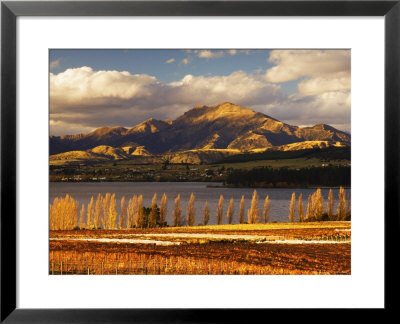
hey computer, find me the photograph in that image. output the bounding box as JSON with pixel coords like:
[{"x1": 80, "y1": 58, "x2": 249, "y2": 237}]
[{"x1": 49, "y1": 48, "x2": 351, "y2": 275}]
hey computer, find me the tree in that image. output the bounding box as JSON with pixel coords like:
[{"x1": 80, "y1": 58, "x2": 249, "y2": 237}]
[
  {"x1": 173, "y1": 194, "x2": 182, "y2": 227},
  {"x1": 298, "y1": 193, "x2": 304, "y2": 222},
  {"x1": 186, "y1": 193, "x2": 196, "y2": 226},
  {"x1": 94, "y1": 193, "x2": 102, "y2": 229},
  {"x1": 203, "y1": 200, "x2": 210, "y2": 225},
  {"x1": 86, "y1": 196, "x2": 95, "y2": 229},
  {"x1": 148, "y1": 193, "x2": 158, "y2": 228},
  {"x1": 102, "y1": 193, "x2": 111, "y2": 229},
  {"x1": 248, "y1": 190, "x2": 260, "y2": 224},
  {"x1": 127, "y1": 195, "x2": 137, "y2": 229},
  {"x1": 313, "y1": 189, "x2": 324, "y2": 221},
  {"x1": 49, "y1": 199, "x2": 56, "y2": 230},
  {"x1": 79, "y1": 204, "x2": 86, "y2": 229},
  {"x1": 49, "y1": 198, "x2": 59, "y2": 230},
  {"x1": 337, "y1": 187, "x2": 346, "y2": 220},
  {"x1": 119, "y1": 196, "x2": 127, "y2": 229},
  {"x1": 227, "y1": 198, "x2": 234, "y2": 224},
  {"x1": 63, "y1": 194, "x2": 78, "y2": 230},
  {"x1": 263, "y1": 195, "x2": 270, "y2": 223},
  {"x1": 239, "y1": 195, "x2": 245, "y2": 224},
  {"x1": 49, "y1": 194, "x2": 79, "y2": 230},
  {"x1": 345, "y1": 192, "x2": 351, "y2": 220},
  {"x1": 135, "y1": 195, "x2": 144, "y2": 228},
  {"x1": 160, "y1": 193, "x2": 168, "y2": 226},
  {"x1": 289, "y1": 192, "x2": 296, "y2": 222},
  {"x1": 67, "y1": 194, "x2": 79, "y2": 229},
  {"x1": 327, "y1": 189, "x2": 334, "y2": 220},
  {"x1": 217, "y1": 195, "x2": 224, "y2": 225},
  {"x1": 109, "y1": 193, "x2": 117, "y2": 229},
  {"x1": 305, "y1": 195, "x2": 312, "y2": 221}
]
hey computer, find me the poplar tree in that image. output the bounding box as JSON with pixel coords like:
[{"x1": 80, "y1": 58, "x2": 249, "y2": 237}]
[
  {"x1": 127, "y1": 195, "x2": 137, "y2": 229},
  {"x1": 289, "y1": 192, "x2": 296, "y2": 222},
  {"x1": 136, "y1": 195, "x2": 144, "y2": 228},
  {"x1": 345, "y1": 193, "x2": 351, "y2": 220},
  {"x1": 94, "y1": 194, "x2": 102, "y2": 229},
  {"x1": 239, "y1": 195, "x2": 245, "y2": 224},
  {"x1": 160, "y1": 193, "x2": 168, "y2": 226},
  {"x1": 227, "y1": 198, "x2": 234, "y2": 224},
  {"x1": 79, "y1": 204, "x2": 86, "y2": 229},
  {"x1": 49, "y1": 200, "x2": 56, "y2": 230},
  {"x1": 49, "y1": 194, "x2": 79, "y2": 230},
  {"x1": 109, "y1": 193, "x2": 117, "y2": 229},
  {"x1": 298, "y1": 193, "x2": 304, "y2": 222},
  {"x1": 87, "y1": 196, "x2": 95, "y2": 229},
  {"x1": 119, "y1": 196, "x2": 127, "y2": 229},
  {"x1": 49, "y1": 198, "x2": 58, "y2": 230},
  {"x1": 248, "y1": 190, "x2": 260, "y2": 224},
  {"x1": 217, "y1": 195, "x2": 224, "y2": 225},
  {"x1": 173, "y1": 194, "x2": 182, "y2": 227},
  {"x1": 49, "y1": 197, "x2": 60, "y2": 230},
  {"x1": 305, "y1": 195, "x2": 312, "y2": 221},
  {"x1": 263, "y1": 195, "x2": 270, "y2": 223},
  {"x1": 337, "y1": 187, "x2": 346, "y2": 220},
  {"x1": 327, "y1": 189, "x2": 334, "y2": 220},
  {"x1": 203, "y1": 200, "x2": 210, "y2": 225},
  {"x1": 102, "y1": 193, "x2": 111, "y2": 229},
  {"x1": 186, "y1": 193, "x2": 195, "y2": 226},
  {"x1": 314, "y1": 189, "x2": 324, "y2": 221},
  {"x1": 148, "y1": 193, "x2": 158, "y2": 228},
  {"x1": 65, "y1": 194, "x2": 78, "y2": 230}
]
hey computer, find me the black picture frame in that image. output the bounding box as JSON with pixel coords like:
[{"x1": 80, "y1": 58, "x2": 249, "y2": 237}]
[{"x1": 1, "y1": 0, "x2": 399, "y2": 322}]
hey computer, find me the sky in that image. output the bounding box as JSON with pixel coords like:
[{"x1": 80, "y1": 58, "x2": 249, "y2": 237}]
[{"x1": 49, "y1": 49, "x2": 351, "y2": 136}]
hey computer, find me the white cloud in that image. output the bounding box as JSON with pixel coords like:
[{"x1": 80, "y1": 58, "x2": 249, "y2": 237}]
[
  {"x1": 50, "y1": 67, "x2": 283, "y2": 134},
  {"x1": 178, "y1": 49, "x2": 251, "y2": 66},
  {"x1": 265, "y1": 50, "x2": 351, "y2": 96},
  {"x1": 181, "y1": 58, "x2": 191, "y2": 65},
  {"x1": 197, "y1": 50, "x2": 225, "y2": 59},
  {"x1": 263, "y1": 90, "x2": 351, "y2": 132},
  {"x1": 50, "y1": 119, "x2": 95, "y2": 136},
  {"x1": 165, "y1": 58, "x2": 175, "y2": 64},
  {"x1": 227, "y1": 49, "x2": 237, "y2": 56},
  {"x1": 50, "y1": 59, "x2": 60, "y2": 70},
  {"x1": 50, "y1": 65, "x2": 350, "y2": 135},
  {"x1": 297, "y1": 72, "x2": 350, "y2": 96}
]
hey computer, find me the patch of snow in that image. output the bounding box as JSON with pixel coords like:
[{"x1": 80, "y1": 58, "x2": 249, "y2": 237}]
[
  {"x1": 257, "y1": 240, "x2": 351, "y2": 244},
  {"x1": 116, "y1": 233, "x2": 282, "y2": 241},
  {"x1": 50, "y1": 237, "x2": 180, "y2": 246}
]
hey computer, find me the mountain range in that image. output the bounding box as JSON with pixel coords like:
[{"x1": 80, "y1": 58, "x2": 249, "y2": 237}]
[{"x1": 50, "y1": 102, "x2": 350, "y2": 165}]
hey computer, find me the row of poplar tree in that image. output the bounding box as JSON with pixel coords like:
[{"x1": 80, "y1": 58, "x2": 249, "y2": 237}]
[
  {"x1": 49, "y1": 187, "x2": 350, "y2": 231},
  {"x1": 288, "y1": 187, "x2": 350, "y2": 222}
]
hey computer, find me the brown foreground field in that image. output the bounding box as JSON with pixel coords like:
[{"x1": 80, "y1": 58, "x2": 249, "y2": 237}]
[{"x1": 49, "y1": 222, "x2": 351, "y2": 275}]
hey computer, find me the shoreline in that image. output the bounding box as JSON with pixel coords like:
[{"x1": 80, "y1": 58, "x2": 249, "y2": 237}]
[{"x1": 49, "y1": 180, "x2": 350, "y2": 190}]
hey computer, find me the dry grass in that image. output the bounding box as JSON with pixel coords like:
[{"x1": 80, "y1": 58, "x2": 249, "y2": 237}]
[
  {"x1": 167, "y1": 221, "x2": 351, "y2": 231},
  {"x1": 49, "y1": 241, "x2": 350, "y2": 275},
  {"x1": 49, "y1": 222, "x2": 351, "y2": 275}
]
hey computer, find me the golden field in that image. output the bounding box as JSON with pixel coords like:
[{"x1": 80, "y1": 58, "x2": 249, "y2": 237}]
[{"x1": 49, "y1": 222, "x2": 351, "y2": 275}]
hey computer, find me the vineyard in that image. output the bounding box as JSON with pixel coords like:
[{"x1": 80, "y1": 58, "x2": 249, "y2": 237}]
[{"x1": 49, "y1": 222, "x2": 351, "y2": 275}]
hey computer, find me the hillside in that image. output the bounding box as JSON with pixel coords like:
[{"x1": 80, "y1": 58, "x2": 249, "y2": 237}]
[{"x1": 50, "y1": 102, "x2": 350, "y2": 164}]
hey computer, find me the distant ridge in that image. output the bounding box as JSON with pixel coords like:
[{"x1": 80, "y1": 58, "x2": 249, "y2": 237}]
[{"x1": 50, "y1": 102, "x2": 350, "y2": 164}]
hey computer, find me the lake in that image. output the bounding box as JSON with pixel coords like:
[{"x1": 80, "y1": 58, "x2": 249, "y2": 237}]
[{"x1": 49, "y1": 182, "x2": 350, "y2": 225}]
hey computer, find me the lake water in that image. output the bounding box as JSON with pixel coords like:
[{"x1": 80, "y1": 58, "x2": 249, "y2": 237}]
[{"x1": 49, "y1": 182, "x2": 350, "y2": 225}]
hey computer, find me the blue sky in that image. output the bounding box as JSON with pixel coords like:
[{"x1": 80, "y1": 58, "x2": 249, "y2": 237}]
[
  {"x1": 49, "y1": 49, "x2": 350, "y2": 135},
  {"x1": 50, "y1": 49, "x2": 299, "y2": 95}
]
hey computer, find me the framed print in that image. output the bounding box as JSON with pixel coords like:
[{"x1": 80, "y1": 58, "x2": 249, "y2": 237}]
[{"x1": 1, "y1": 0, "x2": 399, "y2": 322}]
